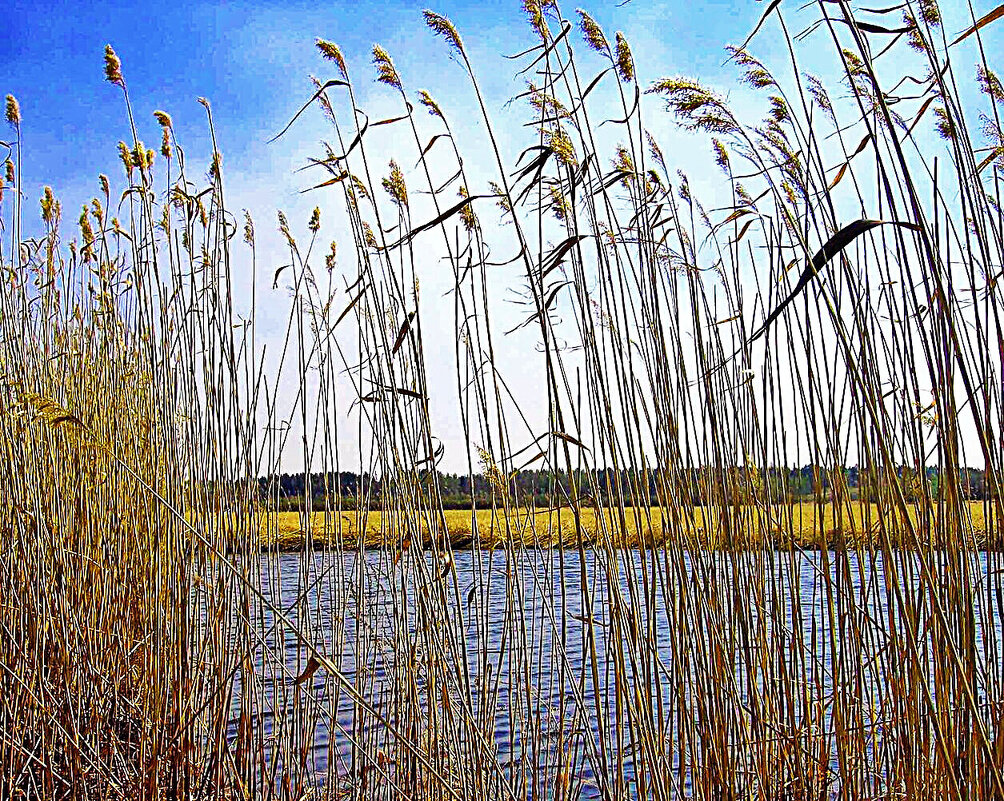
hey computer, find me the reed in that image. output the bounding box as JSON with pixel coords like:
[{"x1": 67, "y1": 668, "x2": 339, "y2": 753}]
[{"x1": 2, "y1": 0, "x2": 1004, "y2": 798}]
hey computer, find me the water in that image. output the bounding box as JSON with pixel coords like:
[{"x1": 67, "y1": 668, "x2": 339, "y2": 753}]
[{"x1": 218, "y1": 547, "x2": 1004, "y2": 798}]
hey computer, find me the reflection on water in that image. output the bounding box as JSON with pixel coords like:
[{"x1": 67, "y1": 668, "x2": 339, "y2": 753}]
[{"x1": 220, "y1": 547, "x2": 1003, "y2": 798}]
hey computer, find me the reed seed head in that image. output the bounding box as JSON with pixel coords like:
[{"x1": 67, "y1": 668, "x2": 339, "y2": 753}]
[
  {"x1": 418, "y1": 90, "x2": 445, "y2": 120},
  {"x1": 153, "y1": 110, "x2": 173, "y2": 128},
  {"x1": 529, "y1": 83, "x2": 568, "y2": 118},
  {"x1": 308, "y1": 206, "x2": 321, "y2": 233},
  {"x1": 325, "y1": 240, "x2": 337, "y2": 271},
  {"x1": 781, "y1": 179, "x2": 797, "y2": 207},
  {"x1": 382, "y1": 160, "x2": 408, "y2": 208},
  {"x1": 646, "y1": 131, "x2": 666, "y2": 168},
  {"x1": 841, "y1": 49, "x2": 865, "y2": 78},
  {"x1": 5, "y1": 94, "x2": 21, "y2": 126},
  {"x1": 548, "y1": 184, "x2": 570, "y2": 220},
  {"x1": 904, "y1": 14, "x2": 927, "y2": 53},
  {"x1": 614, "y1": 145, "x2": 634, "y2": 176},
  {"x1": 423, "y1": 10, "x2": 465, "y2": 58},
  {"x1": 309, "y1": 75, "x2": 337, "y2": 123},
  {"x1": 919, "y1": 0, "x2": 941, "y2": 26},
  {"x1": 40, "y1": 186, "x2": 59, "y2": 225},
  {"x1": 648, "y1": 77, "x2": 737, "y2": 134},
  {"x1": 209, "y1": 150, "x2": 222, "y2": 180},
  {"x1": 614, "y1": 32, "x2": 634, "y2": 82},
  {"x1": 745, "y1": 67, "x2": 774, "y2": 89},
  {"x1": 104, "y1": 45, "x2": 125, "y2": 88},
  {"x1": 117, "y1": 141, "x2": 133, "y2": 177},
  {"x1": 524, "y1": 0, "x2": 550, "y2": 41},
  {"x1": 545, "y1": 127, "x2": 577, "y2": 166},
  {"x1": 243, "y1": 210, "x2": 254, "y2": 246},
  {"x1": 277, "y1": 210, "x2": 294, "y2": 247},
  {"x1": 933, "y1": 105, "x2": 955, "y2": 140},
  {"x1": 20, "y1": 392, "x2": 85, "y2": 432},
  {"x1": 677, "y1": 170, "x2": 691, "y2": 202},
  {"x1": 4, "y1": 159, "x2": 13, "y2": 184},
  {"x1": 576, "y1": 10, "x2": 609, "y2": 54},
  {"x1": 79, "y1": 205, "x2": 95, "y2": 261},
  {"x1": 489, "y1": 180, "x2": 511, "y2": 214},
  {"x1": 805, "y1": 74, "x2": 834, "y2": 120},
  {"x1": 362, "y1": 220, "x2": 377, "y2": 248},
  {"x1": 768, "y1": 96, "x2": 790, "y2": 123},
  {"x1": 728, "y1": 47, "x2": 775, "y2": 89},
  {"x1": 978, "y1": 66, "x2": 1004, "y2": 103},
  {"x1": 128, "y1": 142, "x2": 148, "y2": 170},
  {"x1": 646, "y1": 169, "x2": 662, "y2": 194},
  {"x1": 350, "y1": 174, "x2": 369, "y2": 200},
  {"x1": 458, "y1": 186, "x2": 477, "y2": 232},
  {"x1": 316, "y1": 39, "x2": 349, "y2": 80},
  {"x1": 372, "y1": 45, "x2": 403, "y2": 92},
  {"x1": 712, "y1": 139, "x2": 730, "y2": 173},
  {"x1": 477, "y1": 447, "x2": 507, "y2": 495}
]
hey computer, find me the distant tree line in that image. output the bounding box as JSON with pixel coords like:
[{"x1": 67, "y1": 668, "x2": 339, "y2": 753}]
[{"x1": 258, "y1": 465, "x2": 998, "y2": 511}]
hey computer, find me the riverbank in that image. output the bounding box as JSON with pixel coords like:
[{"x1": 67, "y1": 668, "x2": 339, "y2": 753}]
[{"x1": 253, "y1": 501, "x2": 1000, "y2": 551}]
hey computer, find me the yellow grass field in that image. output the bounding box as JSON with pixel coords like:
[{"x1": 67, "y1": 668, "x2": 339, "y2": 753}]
[{"x1": 254, "y1": 500, "x2": 1000, "y2": 551}]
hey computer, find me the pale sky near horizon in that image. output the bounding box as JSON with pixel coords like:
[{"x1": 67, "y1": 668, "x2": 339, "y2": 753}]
[{"x1": 5, "y1": 0, "x2": 1001, "y2": 475}]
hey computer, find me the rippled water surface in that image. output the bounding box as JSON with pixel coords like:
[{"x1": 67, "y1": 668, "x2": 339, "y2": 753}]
[{"x1": 223, "y1": 547, "x2": 1003, "y2": 798}]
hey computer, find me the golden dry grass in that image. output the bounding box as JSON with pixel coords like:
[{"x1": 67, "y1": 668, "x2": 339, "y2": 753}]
[{"x1": 255, "y1": 500, "x2": 1000, "y2": 551}]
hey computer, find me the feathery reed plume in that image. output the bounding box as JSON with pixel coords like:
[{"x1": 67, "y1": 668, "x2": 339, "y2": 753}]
[
  {"x1": 712, "y1": 138, "x2": 730, "y2": 173},
  {"x1": 614, "y1": 31, "x2": 634, "y2": 81},
  {"x1": 19, "y1": 393, "x2": 86, "y2": 432},
  {"x1": 39, "y1": 186, "x2": 58, "y2": 225},
  {"x1": 417, "y1": 89, "x2": 445, "y2": 119},
  {"x1": 316, "y1": 38, "x2": 349, "y2": 80},
  {"x1": 4, "y1": 94, "x2": 20, "y2": 126},
  {"x1": 920, "y1": 0, "x2": 942, "y2": 25},
  {"x1": 524, "y1": 0, "x2": 550, "y2": 41},
  {"x1": 977, "y1": 65, "x2": 1004, "y2": 102},
  {"x1": 544, "y1": 126, "x2": 577, "y2": 166},
  {"x1": 423, "y1": 10, "x2": 466, "y2": 58},
  {"x1": 577, "y1": 9, "x2": 609, "y2": 54},
  {"x1": 382, "y1": 159, "x2": 408, "y2": 208},
  {"x1": 372, "y1": 44, "x2": 403, "y2": 92},
  {"x1": 103, "y1": 44, "x2": 124, "y2": 87},
  {"x1": 242, "y1": 209, "x2": 254, "y2": 246},
  {"x1": 648, "y1": 76, "x2": 738, "y2": 132}
]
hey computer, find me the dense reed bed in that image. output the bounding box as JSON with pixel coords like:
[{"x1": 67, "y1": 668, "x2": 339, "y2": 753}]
[{"x1": 3, "y1": 0, "x2": 1004, "y2": 797}]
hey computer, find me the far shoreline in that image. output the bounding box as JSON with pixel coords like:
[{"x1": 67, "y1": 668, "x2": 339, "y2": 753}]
[{"x1": 224, "y1": 500, "x2": 1000, "y2": 553}]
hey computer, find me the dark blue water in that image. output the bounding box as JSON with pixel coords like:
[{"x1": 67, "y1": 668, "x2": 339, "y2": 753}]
[{"x1": 218, "y1": 547, "x2": 1004, "y2": 799}]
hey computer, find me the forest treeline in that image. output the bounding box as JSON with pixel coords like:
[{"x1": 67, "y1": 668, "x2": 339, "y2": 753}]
[{"x1": 257, "y1": 465, "x2": 997, "y2": 511}]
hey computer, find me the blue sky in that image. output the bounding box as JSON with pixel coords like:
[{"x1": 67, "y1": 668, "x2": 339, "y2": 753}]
[
  {"x1": 6, "y1": 0, "x2": 1001, "y2": 474},
  {"x1": 3, "y1": 0, "x2": 758, "y2": 221}
]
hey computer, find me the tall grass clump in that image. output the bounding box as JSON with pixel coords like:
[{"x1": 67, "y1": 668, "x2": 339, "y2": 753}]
[
  {"x1": 0, "y1": 56, "x2": 266, "y2": 797},
  {"x1": 2, "y1": 0, "x2": 1004, "y2": 798}
]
